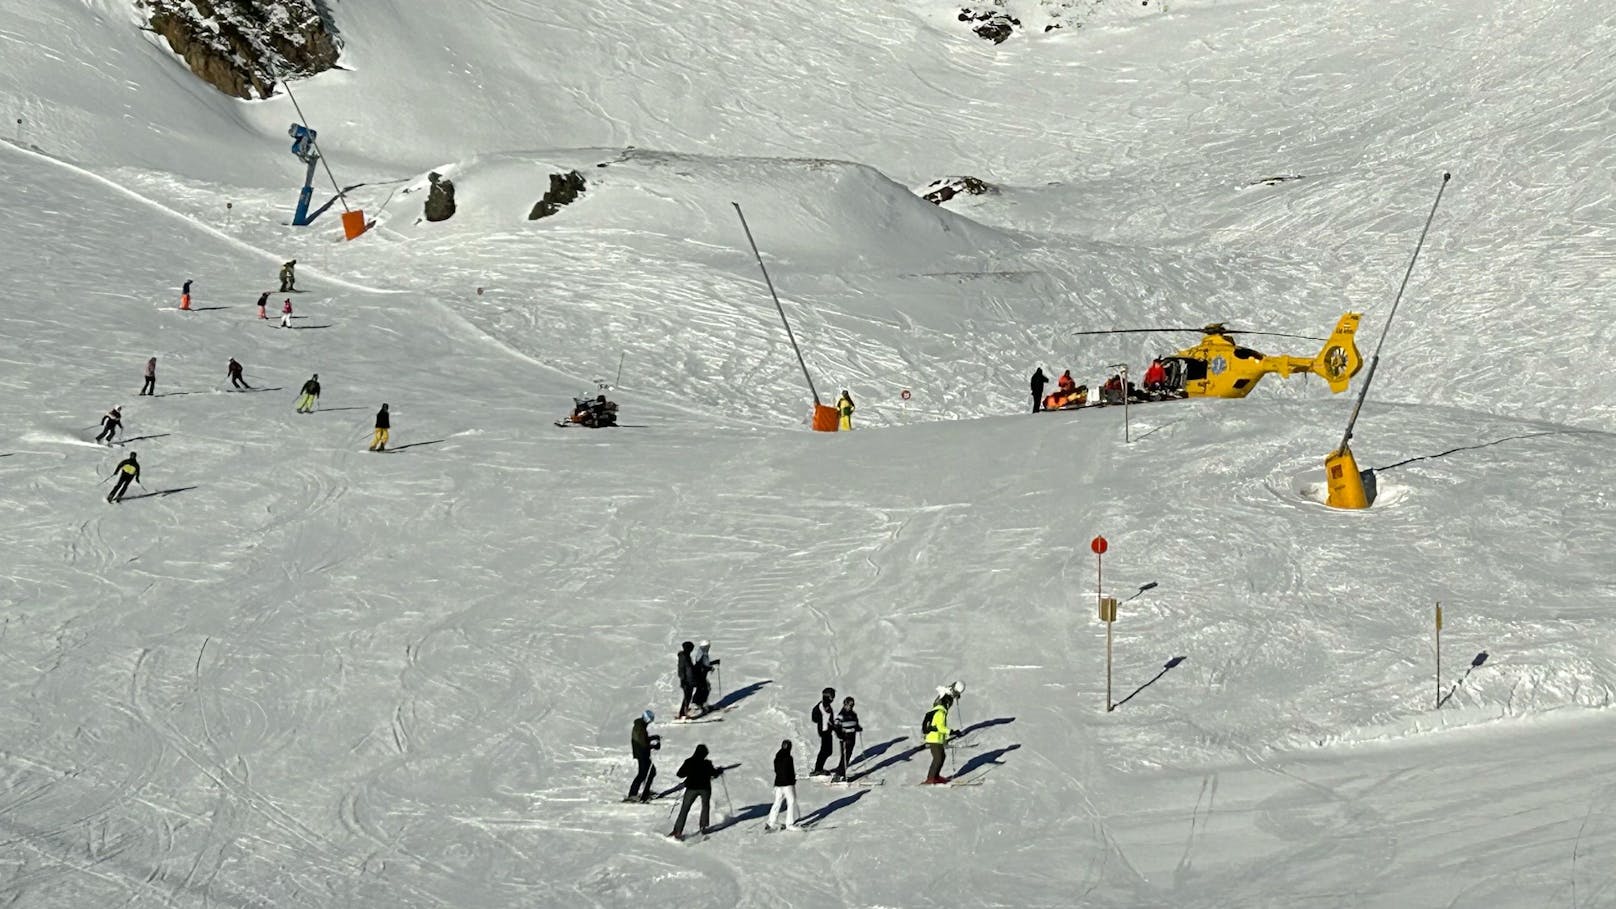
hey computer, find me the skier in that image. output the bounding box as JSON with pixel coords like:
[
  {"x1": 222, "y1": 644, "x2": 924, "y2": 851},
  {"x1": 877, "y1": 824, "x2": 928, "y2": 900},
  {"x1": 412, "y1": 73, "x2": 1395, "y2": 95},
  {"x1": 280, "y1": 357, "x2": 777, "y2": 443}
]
[
  {"x1": 180, "y1": 279, "x2": 193, "y2": 311},
  {"x1": 667, "y1": 743, "x2": 723, "y2": 840},
  {"x1": 105, "y1": 451, "x2": 140, "y2": 503},
  {"x1": 94, "y1": 406, "x2": 123, "y2": 445},
  {"x1": 810, "y1": 687, "x2": 836, "y2": 776},
  {"x1": 279, "y1": 299, "x2": 293, "y2": 328},
  {"x1": 832, "y1": 696, "x2": 863, "y2": 782},
  {"x1": 689, "y1": 641, "x2": 719, "y2": 715},
  {"x1": 765, "y1": 739, "x2": 800, "y2": 831},
  {"x1": 295, "y1": 374, "x2": 320, "y2": 413},
  {"x1": 139, "y1": 357, "x2": 156, "y2": 396},
  {"x1": 934, "y1": 680, "x2": 965, "y2": 705},
  {"x1": 369, "y1": 403, "x2": 390, "y2": 451},
  {"x1": 625, "y1": 709, "x2": 661, "y2": 803},
  {"x1": 227, "y1": 358, "x2": 250, "y2": 390},
  {"x1": 1030, "y1": 367, "x2": 1047, "y2": 413},
  {"x1": 836, "y1": 389, "x2": 855, "y2": 431},
  {"x1": 922, "y1": 693, "x2": 953, "y2": 784},
  {"x1": 279, "y1": 259, "x2": 297, "y2": 292},
  {"x1": 1142, "y1": 358, "x2": 1168, "y2": 393},
  {"x1": 256, "y1": 291, "x2": 269, "y2": 321},
  {"x1": 676, "y1": 642, "x2": 697, "y2": 719}
]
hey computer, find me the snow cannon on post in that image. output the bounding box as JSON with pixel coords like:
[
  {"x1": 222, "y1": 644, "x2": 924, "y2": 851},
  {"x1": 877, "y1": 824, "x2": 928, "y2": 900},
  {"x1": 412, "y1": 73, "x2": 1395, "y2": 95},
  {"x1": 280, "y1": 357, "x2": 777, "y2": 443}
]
[{"x1": 288, "y1": 123, "x2": 320, "y2": 227}]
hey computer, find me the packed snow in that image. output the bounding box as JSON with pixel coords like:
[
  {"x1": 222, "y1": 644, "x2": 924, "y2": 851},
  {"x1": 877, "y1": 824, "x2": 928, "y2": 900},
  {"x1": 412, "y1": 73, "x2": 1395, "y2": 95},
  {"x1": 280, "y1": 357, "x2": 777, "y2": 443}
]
[{"x1": 4, "y1": 0, "x2": 1616, "y2": 906}]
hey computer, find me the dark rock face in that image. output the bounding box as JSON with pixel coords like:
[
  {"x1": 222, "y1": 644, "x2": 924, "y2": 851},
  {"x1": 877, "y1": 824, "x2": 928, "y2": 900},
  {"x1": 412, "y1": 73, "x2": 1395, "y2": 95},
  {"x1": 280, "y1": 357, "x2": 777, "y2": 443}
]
[
  {"x1": 424, "y1": 172, "x2": 457, "y2": 222},
  {"x1": 959, "y1": 6, "x2": 1020, "y2": 44},
  {"x1": 528, "y1": 171, "x2": 588, "y2": 220},
  {"x1": 135, "y1": 0, "x2": 342, "y2": 100},
  {"x1": 920, "y1": 176, "x2": 995, "y2": 205}
]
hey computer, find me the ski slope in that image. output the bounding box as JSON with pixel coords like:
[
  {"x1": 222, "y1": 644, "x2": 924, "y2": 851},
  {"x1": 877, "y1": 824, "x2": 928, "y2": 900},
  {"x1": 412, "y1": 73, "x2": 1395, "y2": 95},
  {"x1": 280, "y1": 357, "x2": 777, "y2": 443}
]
[{"x1": 4, "y1": 0, "x2": 1616, "y2": 906}]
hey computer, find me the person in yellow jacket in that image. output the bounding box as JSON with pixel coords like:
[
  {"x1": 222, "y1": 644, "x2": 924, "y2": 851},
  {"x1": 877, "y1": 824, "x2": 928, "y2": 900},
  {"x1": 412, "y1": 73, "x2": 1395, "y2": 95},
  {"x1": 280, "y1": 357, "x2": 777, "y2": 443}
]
[
  {"x1": 836, "y1": 390, "x2": 855, "y2": 431},
  {"x1": 922, "y1": 693, "x2": 952, "y2": 784}
]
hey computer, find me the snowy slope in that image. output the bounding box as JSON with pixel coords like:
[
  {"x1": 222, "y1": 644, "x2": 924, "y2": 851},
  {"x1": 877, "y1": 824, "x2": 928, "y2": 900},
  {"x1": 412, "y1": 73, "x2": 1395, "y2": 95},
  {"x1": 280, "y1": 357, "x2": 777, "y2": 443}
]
[{"x1": 5, "y1": 0, "x2": 1616, "y2": 906}]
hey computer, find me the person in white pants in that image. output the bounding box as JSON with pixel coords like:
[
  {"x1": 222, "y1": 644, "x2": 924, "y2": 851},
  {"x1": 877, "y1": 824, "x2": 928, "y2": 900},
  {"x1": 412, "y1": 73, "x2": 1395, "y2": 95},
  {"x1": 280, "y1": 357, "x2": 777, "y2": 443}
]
[{"x1": 767, "y1": 739, "x2": 800, "y2": 830}]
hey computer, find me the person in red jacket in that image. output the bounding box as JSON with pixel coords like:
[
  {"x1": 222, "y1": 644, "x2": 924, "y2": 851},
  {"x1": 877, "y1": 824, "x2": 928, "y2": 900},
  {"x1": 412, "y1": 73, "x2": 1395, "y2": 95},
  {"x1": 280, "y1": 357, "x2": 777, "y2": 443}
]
[
  {"x1": 1057, "y1": 370, "x2": 1076, "y2": 394},
  {"x1": 1142, "y1": 358, "x2": 1167, "y2": 392},
  {"x1": 279, "y1": 298, "x2": 293, "y2": 328}
]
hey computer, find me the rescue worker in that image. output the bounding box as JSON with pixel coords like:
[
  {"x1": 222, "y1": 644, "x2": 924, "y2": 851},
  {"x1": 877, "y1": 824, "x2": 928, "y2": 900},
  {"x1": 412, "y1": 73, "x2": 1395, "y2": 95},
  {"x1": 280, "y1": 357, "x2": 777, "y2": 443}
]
[
  {"x1": 227, "y1": 358, "x2": 250, "y2": 390},
  {"x1": 1058, "y1": 370, "x2": 1077, "y2": 394},
  {"x1": 676, "y1": 641, "x2": 697, "y2": 719},
  {"x1": 810, "y1": 687, "x2": 836, "y2": 776},
  {"x1": 94, "y1": 406, "x2": 122, "y2": 445},
  {"x1": 106, "y1": 452, "x2": 140, "y2": 503},
  {"x1": 180, "y1": 279, "x2": 192, "y2": 311},
  {"x1": 140, "y1": 357, "x2": 157, "y2": 396},
  {"x1": 1143, "y1": 358, "x2": 1168, "y2": 392},
  {"x1": 668, "y1": 744, "x2": 723, "y2": 840},
  {"x1": 279, "y1": 259, "x2": 297, "y2": 292},
  {"x1": 922, "y1": 693, "x2": 953, "y2": 784},
  {"x1": 625, "y1": 709, "x2": 661, "y2": 803},
  {"x1": 836, "y1": 389, "x2": 855, "y2": 431},
  {"x1": 832, "y1": 696, "x2": 863, "y2": 781},
  {"x1": 766, "y1": 740, "x2": 800, "y2": 831},
  {"x1": 1030, "y1": 367, "x2": 1047, "y2": 413},
  {"x1": 295, "y1": 374, "x2": 320, "y2": 413},
  {"x1": 369, "y1": 403, "x2": 390, "y2": 451}
]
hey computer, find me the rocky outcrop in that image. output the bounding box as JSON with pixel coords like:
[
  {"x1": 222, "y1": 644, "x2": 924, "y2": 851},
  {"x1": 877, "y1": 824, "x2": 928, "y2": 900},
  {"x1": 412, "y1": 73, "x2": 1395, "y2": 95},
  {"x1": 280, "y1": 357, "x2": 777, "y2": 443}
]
[
  {"x1": 528, "y1": 171, "x2": 587, "y2": 220},
  {"x1": 920, "y1": 176, "x2": 995, "y2": 205},
  {"x1": 959, "y1": 6, "x2": 1020, "y2": 44},
  {"x1": 424, "y1": 172, "x2": 457, "y2": 222},
  {"x1": 135, "y1": 0, "x2": 342, "y2": 100}
]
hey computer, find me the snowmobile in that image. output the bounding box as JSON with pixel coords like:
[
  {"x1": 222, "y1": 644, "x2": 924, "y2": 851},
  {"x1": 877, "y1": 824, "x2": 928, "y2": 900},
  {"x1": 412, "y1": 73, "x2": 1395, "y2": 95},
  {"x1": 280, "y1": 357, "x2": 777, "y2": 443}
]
[{"x1": 559, "y1": 394, "x2": 618, "y2": 428}]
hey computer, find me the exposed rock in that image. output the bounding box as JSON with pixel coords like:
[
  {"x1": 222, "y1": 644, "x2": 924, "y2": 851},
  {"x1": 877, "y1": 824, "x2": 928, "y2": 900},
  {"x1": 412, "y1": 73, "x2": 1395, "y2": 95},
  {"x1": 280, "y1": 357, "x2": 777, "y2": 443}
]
[
  {"x1": 528, "y1": 170, "x2": 588, "y2": 220},
  {"x1": 135, "y1": 0, "x2": 342, "y2": 100},
  {"x1": 959, "y1": 6, "x2": 1020, "y2": 44},
  {"x1": 920, "y1": 176, "x2": 996, "y2": 205},
  {"x1": 424, "y1": 172, "x2": 457, "y2": 222}
]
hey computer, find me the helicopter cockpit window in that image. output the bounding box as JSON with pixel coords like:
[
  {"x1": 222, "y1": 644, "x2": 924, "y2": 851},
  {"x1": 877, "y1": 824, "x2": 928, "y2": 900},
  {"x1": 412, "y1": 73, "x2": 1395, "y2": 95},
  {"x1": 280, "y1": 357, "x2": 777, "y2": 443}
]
[{"x1": 1233, "y1": 346, "x2": 1263, "y2": 360}]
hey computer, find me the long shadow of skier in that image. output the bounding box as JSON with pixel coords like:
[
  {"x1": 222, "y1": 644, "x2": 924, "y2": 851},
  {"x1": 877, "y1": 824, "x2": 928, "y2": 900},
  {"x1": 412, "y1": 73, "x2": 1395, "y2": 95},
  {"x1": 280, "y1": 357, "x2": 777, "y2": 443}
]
[
  {"x1": 855, "y1": 742, "x2": 927, "y2": 778},
  {"x1": 852, "y1": 735, "x2": 905, "y2": 765},
  {"x1": 291, "y1": 324, "x2": 334, "y2": 330},
  {"x1": 120, "y1": 485, "x2": 198, "y2": 501},
  {"x1": 956, "y1": 743, "x2": 1020, "y2": 777},
  {"x1": 707, "y1": 679, "x2": 771, "y2": 712},
  {"x1": 118, "y1": 433, "x2": 172, "y2": 444},
  {"x1": 188, "y1": 306, "x2": 230, "y2": 312},
  {"x1": 954, "y1": 716, "x2": 1016, "y2": 742},
  {"x1": 799, "y1": 789, "x2": 869, "y2": 828},
  {"x1": 389, "y1": 439, "x2": 448, "y2": 453}
]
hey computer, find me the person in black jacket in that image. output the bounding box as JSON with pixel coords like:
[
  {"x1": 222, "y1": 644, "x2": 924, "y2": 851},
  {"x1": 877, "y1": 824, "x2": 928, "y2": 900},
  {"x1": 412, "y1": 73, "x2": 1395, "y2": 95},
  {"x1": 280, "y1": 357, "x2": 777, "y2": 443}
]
[
  {"x1": 369, "y1": 404, "x2": 390, "y2": 451},
  {"x1": 832, "y1": 697, "x2": 863, "y2": 782},
  {"x1": 668, "y1": 744, "x2": 722, "y2": 839},
  {"x1": 227, "y1": 358, "x2": 250, "y2": 390},
  {"x1": 625, "y1": 709, "x2": 661, "y2": 802},
  {"x1": 810, "y1": 687, "x2": 836, "y2": 776},
  {"x1": 676, "y1": 642, "x2": 697, "y2": 719},
  {"x1": 689, "y1": 640, "x2": 720, "y2": 715},
  {"x1": 94, "y1": 406, "x2": 122, "y2": 445},
  {"x1": 106, "y1": 452, "x2": 140, "y2": 503},
  {"x1": 1030, "y1": 367, "x2": 1048, "y2": 413},
  {"x1": 766, "y1": 739, "x2": 800, "y2": 830}
]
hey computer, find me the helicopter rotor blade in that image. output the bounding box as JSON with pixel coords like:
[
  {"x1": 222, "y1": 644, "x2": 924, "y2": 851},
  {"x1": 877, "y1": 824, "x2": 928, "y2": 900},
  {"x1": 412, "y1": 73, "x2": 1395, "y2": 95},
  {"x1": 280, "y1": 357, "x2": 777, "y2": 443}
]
[
  {"x1": 1219, "y1": 330, "x2": 1327, "y2": 341},
  {"x1": 1071, "y1": 327, "x2": 1206, "y2": 336}
]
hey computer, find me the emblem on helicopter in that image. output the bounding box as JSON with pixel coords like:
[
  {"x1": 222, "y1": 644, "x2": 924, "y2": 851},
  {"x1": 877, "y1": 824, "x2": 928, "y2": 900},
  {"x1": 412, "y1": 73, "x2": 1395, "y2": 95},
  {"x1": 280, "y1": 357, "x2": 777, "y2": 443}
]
[{"x1": 1209, "y1": 355, "x2": 1228, "y2": 375}]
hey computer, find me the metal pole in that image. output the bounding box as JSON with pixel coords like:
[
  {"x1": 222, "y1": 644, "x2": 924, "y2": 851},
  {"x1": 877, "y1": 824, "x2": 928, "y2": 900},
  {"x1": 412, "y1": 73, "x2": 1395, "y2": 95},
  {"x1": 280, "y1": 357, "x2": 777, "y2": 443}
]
[
  {"x1": 1336, "y1": 172, "x2": 1450, "y2": 453},
  {"x1": 614, "y1": 352, "x2": 625, "y2": 389},
  {"x1": 733, "y1": 203, "x2": 821, "y2": 406},
  {"x1": 1435, "y1": 602, "x2": 1442, "y2": 709},
  {"x1": 1106, "y1": 619, "x2": 1114, "y2": 712}
]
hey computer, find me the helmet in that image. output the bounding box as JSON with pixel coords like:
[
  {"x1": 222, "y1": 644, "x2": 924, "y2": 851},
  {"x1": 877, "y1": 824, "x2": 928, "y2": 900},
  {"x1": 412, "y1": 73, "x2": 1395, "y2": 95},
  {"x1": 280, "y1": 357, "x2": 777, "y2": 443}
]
[
  {"x1": 950, "y1": 680, "x2": 966, "y2": 698},
  {"x1": 697, "y1": 640, "x2": 710, "y2": 650},
  {"x1": 642, "y1": 709, "x2": 655, "y2": 724}
]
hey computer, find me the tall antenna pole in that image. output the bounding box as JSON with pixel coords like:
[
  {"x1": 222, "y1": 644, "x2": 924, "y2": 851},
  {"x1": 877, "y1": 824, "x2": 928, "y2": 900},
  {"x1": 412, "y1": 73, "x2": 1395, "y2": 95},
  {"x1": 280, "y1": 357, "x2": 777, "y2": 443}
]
[
  {"x1": 1335, "y1": 172, "x2": 1450, "y2": 453},
  {"x1": 733, "y1": 203, "x2": 822, "y2": 406},
  {"x1": 278, "y1": 70, "x2": 351, "y2": 214}
]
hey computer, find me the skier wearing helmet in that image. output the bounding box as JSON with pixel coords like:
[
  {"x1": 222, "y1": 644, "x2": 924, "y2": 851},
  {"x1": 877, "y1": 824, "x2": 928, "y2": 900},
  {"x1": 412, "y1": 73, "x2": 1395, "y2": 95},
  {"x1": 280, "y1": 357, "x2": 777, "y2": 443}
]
[
  {"x1": 625, "y1": 709, "x2": 661, "y2": 802},
  {"x1": 810, "y1": 687, "x2": 837, "y2": 776},
  {"x1": 689, "y1": 640, "x2": 719, "y2": 715},
  {"x1": 676, "y1": 642, "x2": 697, "y2": 719}
]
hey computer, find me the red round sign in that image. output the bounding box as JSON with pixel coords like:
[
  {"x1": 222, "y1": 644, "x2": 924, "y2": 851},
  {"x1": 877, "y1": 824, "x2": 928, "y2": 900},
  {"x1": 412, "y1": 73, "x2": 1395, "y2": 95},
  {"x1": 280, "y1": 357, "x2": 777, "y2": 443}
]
[
  {"x1": 900, "y1": 389, "x2": 911, "y2": 401},
  {"x1": 1090, "y1": 536, "x2": 1108, "y2": 555}
]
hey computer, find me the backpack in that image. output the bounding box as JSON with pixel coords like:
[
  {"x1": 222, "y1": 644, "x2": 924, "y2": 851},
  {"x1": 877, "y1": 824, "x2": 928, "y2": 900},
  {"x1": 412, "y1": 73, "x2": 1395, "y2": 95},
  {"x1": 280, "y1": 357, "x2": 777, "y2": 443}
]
[{"x1": 920, "y1": 709, "x2": 933, "y2": 736}]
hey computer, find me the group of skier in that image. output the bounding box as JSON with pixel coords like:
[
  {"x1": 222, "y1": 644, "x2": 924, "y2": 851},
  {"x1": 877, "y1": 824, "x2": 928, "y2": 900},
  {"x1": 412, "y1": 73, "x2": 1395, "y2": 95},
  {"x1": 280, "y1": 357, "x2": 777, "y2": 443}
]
[{"x1": 629, "y1": 650, "x2": 967, "y2": 839}]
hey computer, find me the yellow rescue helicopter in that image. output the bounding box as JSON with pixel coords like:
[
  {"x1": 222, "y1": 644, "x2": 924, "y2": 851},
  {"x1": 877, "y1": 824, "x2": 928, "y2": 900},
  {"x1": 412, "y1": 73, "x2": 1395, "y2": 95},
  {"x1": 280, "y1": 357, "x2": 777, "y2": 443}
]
[{"x1": 1073, "y1": 312, "x2": 1364, "y2": 399}]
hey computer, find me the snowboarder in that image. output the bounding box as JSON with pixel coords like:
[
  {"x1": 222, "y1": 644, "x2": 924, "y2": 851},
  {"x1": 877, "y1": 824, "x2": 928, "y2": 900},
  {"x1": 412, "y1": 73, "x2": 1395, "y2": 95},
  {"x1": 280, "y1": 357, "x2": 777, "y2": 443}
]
[
  {"x1": 922, "y1": 693, "x2": 952, "y2": 784},
  {"x1": 689, "y1": 640, "x2": 719, "y2": 715},
  {"x1": 811, "y1": 687, "x2": 836, "y2": 776},
  {"x1": 626, "y1": 709, "x2": 661, "y2": 803},
  {"x1": 94, "y1": 406, "x2": 122, "y2": 445},
  {"x1": 227, "y1": 358, "x2": 250, "y2": 390},
  {"x1": 668, "y1": 744, "x2": 723, "y2": 840},
  {"x1": 1030, "y1": 367, "x2": 1047, "y2": 413},
  {"x1": 279, "y1": 299, "x2": 293, "y2": 328},
  {"x1": 836, "y1": 389, "x2": 855, "y2": 431},
  {"x1": 369, "y1": 404, "x2": 390, "y2": 451},
  {"x1": 832, "y1": 696, "x2": 863, "y2": 781},
  {"x1": 139, "y1": 357, "x2": 156, "y2": 396},
  {"x1": 256, "y1": 292, "x2": 269, "y2": 320},
  {"x1": 180, "y1": 279, "x2": 192, "y2": 311},
  {"x1": 279, "y1": 260, "x2": 297, "y2": 292},
  {"x1": 766, "y1": 739, "x2": 800, "y2": 831},
  {"x1": 295, "y1": 374, "x2": 320, "y2": 413},
  {"x1": 105, "y1": 451, "x2": 140, "y2": 503},
  {"x1": 676, "y1": 642, "x2": 697, "y2": 719}
]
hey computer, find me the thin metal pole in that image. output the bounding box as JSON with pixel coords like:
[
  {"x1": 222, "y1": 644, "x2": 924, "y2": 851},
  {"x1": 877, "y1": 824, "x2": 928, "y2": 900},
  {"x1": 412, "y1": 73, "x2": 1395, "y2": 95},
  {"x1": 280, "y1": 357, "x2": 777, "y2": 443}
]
[
  {"x1": 1106, "y1": 619, "x2": 1114, "y2": 713},
  {"x1": 614, "y1": 352, "x2": 625, "y2": 388},
  {"x1": 1435, "y1": 602, "x2": 1442, "y2": 709},
  {"x1": 1337, "y1": 172, "x2": 1450, "y2": 453},
  {"x1": 733, "y1": 203, "x2": 821, "y2": 406},
  {"x1": 279, "y1": 74, "x2": 351, "y2": 214}
]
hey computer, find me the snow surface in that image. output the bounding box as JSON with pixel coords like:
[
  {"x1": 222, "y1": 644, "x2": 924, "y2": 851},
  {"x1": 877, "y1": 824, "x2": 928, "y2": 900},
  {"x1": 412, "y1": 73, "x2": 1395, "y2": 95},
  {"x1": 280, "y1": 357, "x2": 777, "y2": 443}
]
[{"x1": 4, "y1": 0, "x2": 1616, "y2": 906}]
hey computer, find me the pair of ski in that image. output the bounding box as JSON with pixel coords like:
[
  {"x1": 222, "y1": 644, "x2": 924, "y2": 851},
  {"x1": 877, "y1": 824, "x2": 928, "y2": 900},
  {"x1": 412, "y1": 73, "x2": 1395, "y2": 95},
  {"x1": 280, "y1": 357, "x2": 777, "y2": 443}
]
[{"x1": 671, "y1": 705, "x2": 733, "y2": 724}]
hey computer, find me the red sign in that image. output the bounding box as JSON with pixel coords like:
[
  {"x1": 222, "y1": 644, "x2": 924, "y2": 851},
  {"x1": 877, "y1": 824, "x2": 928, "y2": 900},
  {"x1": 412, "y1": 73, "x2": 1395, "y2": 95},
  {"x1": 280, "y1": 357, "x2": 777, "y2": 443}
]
[
  {"x1": 900, "y1": 389, "x2": 911, "y2": 401},
  {"x1": 1090, "y1": 536, "x2": 1108, "y2": 555}
]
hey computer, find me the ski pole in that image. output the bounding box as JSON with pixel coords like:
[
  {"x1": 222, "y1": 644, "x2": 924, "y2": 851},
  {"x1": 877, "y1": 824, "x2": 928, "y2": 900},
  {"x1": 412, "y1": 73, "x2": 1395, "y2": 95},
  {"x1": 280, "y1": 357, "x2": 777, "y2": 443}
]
[
  {"x1": 98, "y1": 472, "x2": 115, "y2": 486},
  {"x1": 715, "y1": 666, "x2": 723, "y2": 700},
  {"x1": 719, "y1": 775, "x2": 734, "y2": 818}
]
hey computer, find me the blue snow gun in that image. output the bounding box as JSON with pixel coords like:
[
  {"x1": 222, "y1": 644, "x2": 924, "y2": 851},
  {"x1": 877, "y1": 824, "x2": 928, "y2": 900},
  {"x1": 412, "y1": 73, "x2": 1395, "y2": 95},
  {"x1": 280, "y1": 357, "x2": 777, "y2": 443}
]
[{"x1": 288, "y1": 123, "x2": 320, "y2": 226}]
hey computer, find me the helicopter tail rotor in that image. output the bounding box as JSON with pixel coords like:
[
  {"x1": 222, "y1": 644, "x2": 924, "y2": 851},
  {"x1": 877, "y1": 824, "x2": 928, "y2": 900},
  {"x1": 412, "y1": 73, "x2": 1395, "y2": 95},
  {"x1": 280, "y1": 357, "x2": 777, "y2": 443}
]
[{"x1": 1308, "y1": 313, "x2": 1364, "y2": 393}]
